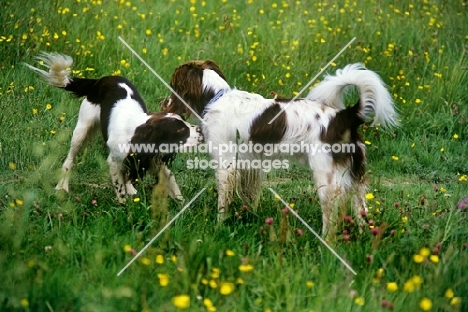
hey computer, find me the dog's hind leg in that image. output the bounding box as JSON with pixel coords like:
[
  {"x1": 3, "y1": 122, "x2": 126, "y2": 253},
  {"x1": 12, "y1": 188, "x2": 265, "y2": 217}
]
[
  {"x1": 352, "y1": 182, "x2": 368, "y2": 230},
  {"x1": 239, "y1": 168, "x2": 262, "y2": 210},
  {"x1": 309, "y1": 154, "x2": 349, "y2": 239},
  {"x1": 216, "y1": 166, "x2": 237, "y2": 222},
  {"x1": 56, "y1": 100, "x2": 100, "y2": 192}
]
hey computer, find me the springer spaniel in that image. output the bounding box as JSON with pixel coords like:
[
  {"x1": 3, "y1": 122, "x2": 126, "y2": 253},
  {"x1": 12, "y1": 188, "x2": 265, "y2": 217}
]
[
  {"x1": 162, "y1": 60, "x2": 398, "y2": 237},
  {"x1": 26, "y1": 53, "x2": 203, "y2": 203}
]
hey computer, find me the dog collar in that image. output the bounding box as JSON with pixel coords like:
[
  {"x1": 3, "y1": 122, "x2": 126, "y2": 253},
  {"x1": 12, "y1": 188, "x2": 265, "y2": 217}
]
[
  {"x1": 203, "y1": 90, "x2": 226, "y2": 117},
  {"x1": 207, "y1": 90, "x2": 226, "y2": 105}
]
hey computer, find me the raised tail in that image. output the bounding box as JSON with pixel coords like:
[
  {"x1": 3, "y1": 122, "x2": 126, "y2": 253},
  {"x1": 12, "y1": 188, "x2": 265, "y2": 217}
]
[
  {"x1": 24, "y1": 52, "x2": 73, "y2": 87},
  {"x1": 307, "y1": 63, "x2": 398, "y2": 128},
  {"x1": 24, "y1": 52, "x2": 97, "y2": 98}
]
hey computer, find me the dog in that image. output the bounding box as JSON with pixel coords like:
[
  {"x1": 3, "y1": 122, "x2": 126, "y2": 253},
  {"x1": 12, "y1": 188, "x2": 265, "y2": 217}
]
[
  {"x1": 25, "y1": 52, "x2": 203, "y2": 203},
  {"x1": 161, "y1": 60, "x2": 398, "y2": 237}
]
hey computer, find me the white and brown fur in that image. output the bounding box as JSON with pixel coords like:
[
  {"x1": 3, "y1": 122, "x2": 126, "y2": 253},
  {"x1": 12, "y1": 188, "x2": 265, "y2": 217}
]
[
  {"x1": 25, "y1": 53, "x2": 203, "y2": 203},
  {"x1": 162, "y1": 60, "x2": 398, "y2": 238}
]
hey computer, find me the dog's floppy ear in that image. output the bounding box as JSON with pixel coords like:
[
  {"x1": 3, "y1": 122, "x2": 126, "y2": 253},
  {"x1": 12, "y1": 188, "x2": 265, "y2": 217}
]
[
  {"x1": 124, "y1": 115, "x2": 183, "y2": 181},
  {"x1": 171, "y1": 63, "x2": 204, "y2": 103},
  {"x1": 166, "y1": 60, "x2": 228, "y2": 117},
  {"x1": 168, "y1": 63, "x2": 204, "y2": 117},
  {"x1": 130, "y1": 118, "x2": 165, "y2": 148}
]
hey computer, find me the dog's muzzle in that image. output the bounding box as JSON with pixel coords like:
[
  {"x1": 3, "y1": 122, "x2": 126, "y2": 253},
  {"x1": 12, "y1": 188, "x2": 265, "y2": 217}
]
[{"x1": 195, "y1": 126, "x2": 204, "y2": 143}]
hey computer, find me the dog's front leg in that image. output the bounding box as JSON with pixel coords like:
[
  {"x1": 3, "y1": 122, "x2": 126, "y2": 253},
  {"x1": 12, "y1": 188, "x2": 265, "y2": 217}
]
[
  {"x1": 107, "y1": 155, "x2": 127, "y2": 204},
  {"x1": 163, "y1": 166, "x2": 184, "y2": 201}
]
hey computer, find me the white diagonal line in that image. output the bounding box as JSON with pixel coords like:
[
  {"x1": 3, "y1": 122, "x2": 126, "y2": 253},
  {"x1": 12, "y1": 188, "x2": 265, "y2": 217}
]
[
  {"x1": 117, "y1": 187, "x2": 206, "y2": 276},
  {"x1": 268, "y1": 188, "x2": 357, "y2": 276},
  {"x1": 268, "y1": 37, "x2": 356, "y2": 124},
  {"x1": 118, "y1": 36, "x2": 206, "y2": 124}
]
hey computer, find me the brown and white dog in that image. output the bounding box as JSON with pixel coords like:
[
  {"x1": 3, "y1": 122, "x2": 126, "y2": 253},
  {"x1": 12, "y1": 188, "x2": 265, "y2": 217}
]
[
  {"x1": 162, "y1": 60, "x2": 398, "y2": 237},
  {"x1": 26, "y1": 53, "x2": 203, "y2": 203}
]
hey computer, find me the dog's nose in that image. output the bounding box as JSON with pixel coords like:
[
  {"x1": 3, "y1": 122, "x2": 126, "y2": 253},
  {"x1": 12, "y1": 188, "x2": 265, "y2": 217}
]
[{"x1": 196, "y1": 126, "x2": 202, "y2": 133}]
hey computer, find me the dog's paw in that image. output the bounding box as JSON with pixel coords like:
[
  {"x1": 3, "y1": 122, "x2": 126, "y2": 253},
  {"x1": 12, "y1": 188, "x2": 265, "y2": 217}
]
[
  {"x1": 217, "y1": 211, "x2": 228, "y2": 223},
  {"x1": 55, "y1": 183, "x2": 69, "y2": 193},
  {"x1": 175, "y1": 195, "x2": 184, "y2": 201},
  {"x1": 117, "y1": 195, "x2": 127, "y2": 205},
  {"x1": 125, "y1": 183, "x2": 138, "y2": 196}
]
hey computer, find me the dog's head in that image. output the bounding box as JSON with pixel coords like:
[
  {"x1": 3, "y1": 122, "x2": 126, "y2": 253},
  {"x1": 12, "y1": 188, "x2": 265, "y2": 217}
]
[
  {"x1": 124, "y1": 112, "x2": 203, "y2": 180},
  {"x1": 161, "y1": 60, "x2": 228, "y2": 118}
]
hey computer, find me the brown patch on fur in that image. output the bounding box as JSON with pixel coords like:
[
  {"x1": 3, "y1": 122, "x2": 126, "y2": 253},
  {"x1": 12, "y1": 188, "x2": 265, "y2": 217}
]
[
  {"x1": 162, "y1": 60, "x2": 227, "y2": 117},
  {"x1": 124, "y1": 113, "x2": 191, "y2": 181},
  {"x1": 249, "y1": 104, "x2": 287, "y2": 144},
  {"x1": 320, "y1": 100, "x2": 366, "y2": 180}
]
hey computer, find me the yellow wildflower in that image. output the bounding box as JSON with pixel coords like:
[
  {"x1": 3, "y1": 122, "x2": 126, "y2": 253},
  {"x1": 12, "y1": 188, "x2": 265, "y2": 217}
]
[
  {"x1": 386, "y1": 282, "x2": 398, "y2": 292},
  {"x1": 419, "y1": 298, "x2": 432, "y2": 311},
  {"x1": 219, "y1": 282, "x2": 235, "y2": 295},
  {"x1": 419, "y1": 247, "x2": 431, "y2": 257},
  {"x1": 155, "y1": 254, "x2": 164, "y2": 264},
  {"x1": 20, "y1": 299, "x2": 29, "y2": 307},
  {"x1": 210, "y1": 267, "x2": 220, "y2": 279},
  {"x1": 403, "y1": 281, "x2": 415, "y2": 293},
  {"x1": 354, "y1": 297, "x2": 365, "y2": 306},
  {"x1": 157, "y1": 273, "x2": 169, "y2": 286},
  {"x1": 445, "y1": 288, "x2": 454, "y2": 298},
  {"x1": 239, "y1": 264, "x2": 254, "y2": 272},
  {"x1": 413, "y1": 254, "x2": 424, "y2": 263},
  {"x1": 450, "y1": 297, "x2": 461, "y2": 306},
  {"x1": 172, "y1": 295, "x2": 190, "y2": 309}
]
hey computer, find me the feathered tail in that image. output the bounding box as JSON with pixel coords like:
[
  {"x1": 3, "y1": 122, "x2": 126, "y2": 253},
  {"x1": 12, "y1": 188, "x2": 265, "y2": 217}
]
[
  {"x1": 24, "y1": 52, "x2": 99, "y2": 98},
  {"x1": 307, "y1": 63, "x2": 398, "y2": 128},
  {"x1": 24, "y1": 52, "x2": 73, "y2": 87}
]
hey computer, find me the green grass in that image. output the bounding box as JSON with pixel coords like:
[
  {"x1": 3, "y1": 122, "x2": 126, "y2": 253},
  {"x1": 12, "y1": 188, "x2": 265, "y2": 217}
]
[{"x1": 1, "y1": 0, "x2": 468, "y2": 311}]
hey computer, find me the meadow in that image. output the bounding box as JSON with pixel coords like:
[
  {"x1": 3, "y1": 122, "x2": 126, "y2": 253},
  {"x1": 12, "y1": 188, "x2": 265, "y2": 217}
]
[{"x1": 0, "y1": 0, "x2": 467, "y2": 311}]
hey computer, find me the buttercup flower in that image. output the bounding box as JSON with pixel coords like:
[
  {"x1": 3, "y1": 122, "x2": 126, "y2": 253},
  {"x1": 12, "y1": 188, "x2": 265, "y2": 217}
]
[
  {"x1": 419, "y1": 297, "x2": 432, "y2": 311},
  {"x1": 387, "y1": 282, "x2": 398, "y2": 292},
  {"x1": 354, "y1": 297, "x2": 365, "y2": 306},
  {"x1": 157, "y1": 273, "x2": 169, "y2": 286},
  {"x1": 219, "y1": 282, "x2": 235, "y2": 295},
  {"x1": 155, "y1": 254, "x2": 164, "y2": 264},
  {"x1": 239, "y1": 264, "x2": 254, "y2": 272},
  {"x1": 172, "y1": 295, "x2": 190, "y2": 309}
]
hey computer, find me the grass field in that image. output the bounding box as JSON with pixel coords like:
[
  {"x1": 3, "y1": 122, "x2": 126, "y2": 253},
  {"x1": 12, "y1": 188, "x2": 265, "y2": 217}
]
[{"x1": 1, "y1": 0, "x2": 468, "y2": 311}]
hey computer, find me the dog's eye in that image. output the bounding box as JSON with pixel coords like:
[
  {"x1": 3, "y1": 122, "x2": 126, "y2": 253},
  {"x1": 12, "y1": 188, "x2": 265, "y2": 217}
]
[{"x1": 176, "y1": 127, "x2": 186, "y2": 133}]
